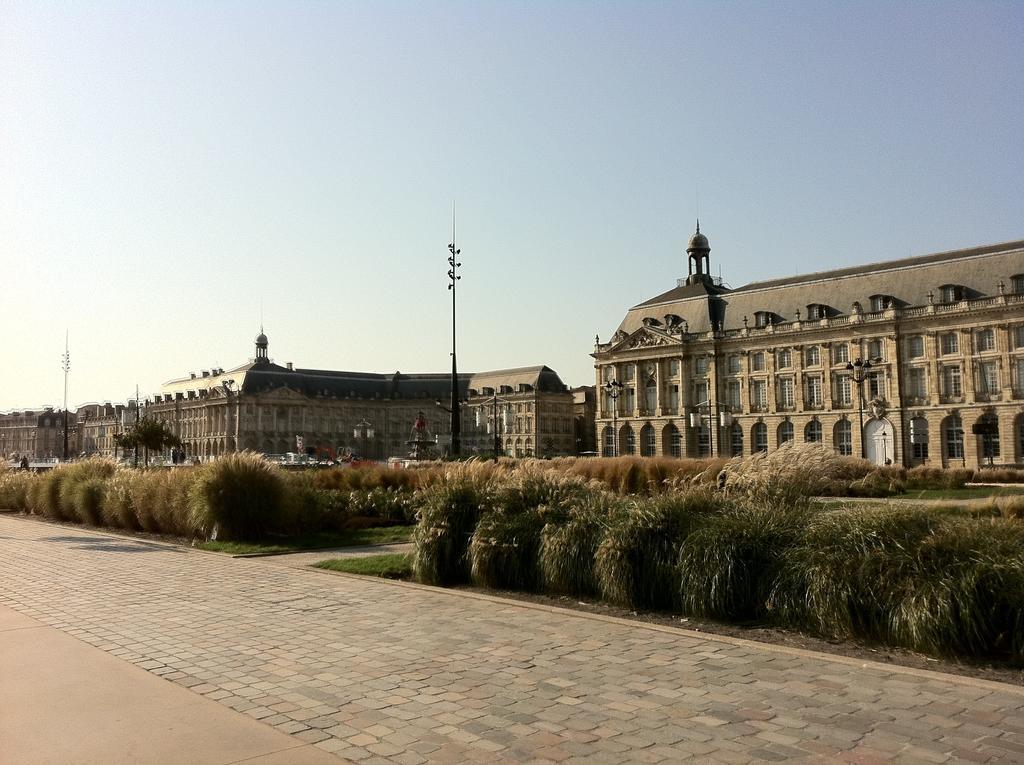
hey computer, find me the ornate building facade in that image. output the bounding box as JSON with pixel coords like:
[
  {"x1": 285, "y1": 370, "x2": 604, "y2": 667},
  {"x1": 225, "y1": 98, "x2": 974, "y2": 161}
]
[
  {"x1": 145, "y1": 332, "x2": 578, "y2": 460},
  {"x1": 593, "y1": 229, "x2": 1024, "y2": 469},
  {"x1": 0, "y1": 408, "x2": 71, "y2": 460}
]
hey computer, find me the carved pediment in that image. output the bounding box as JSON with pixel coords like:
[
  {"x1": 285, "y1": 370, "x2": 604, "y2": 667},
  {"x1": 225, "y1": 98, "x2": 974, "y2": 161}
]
[{"x1": 608, "y1": 327, "x2": 679, "y2": 353}]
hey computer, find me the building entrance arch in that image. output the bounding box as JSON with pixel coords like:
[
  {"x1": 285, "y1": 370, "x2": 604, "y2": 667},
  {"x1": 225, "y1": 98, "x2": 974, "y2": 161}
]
[{"x1": 864, "y1": 417, "x2": 894, "y2": 465}]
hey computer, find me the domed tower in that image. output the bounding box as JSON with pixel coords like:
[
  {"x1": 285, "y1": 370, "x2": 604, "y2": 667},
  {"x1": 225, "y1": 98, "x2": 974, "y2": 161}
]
[
  {"x1": 685, "y1": 220, "x2": 712, "y2": 286},
  {"x1": 254, "y1": 328, "x2": 269, "y2": 365}
]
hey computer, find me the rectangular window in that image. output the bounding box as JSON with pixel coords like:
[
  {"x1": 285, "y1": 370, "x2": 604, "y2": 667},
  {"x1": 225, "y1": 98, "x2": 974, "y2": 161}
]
[
  {"x1": 908, "y1": 367, "x2": 927, "y2": 398},
  {"x1": 1017, "y1": 358, "x2": 1024, "y2": 391},
  {"x1": 834, "y1": 344, "x2": 849, "y2": 364},
  {"x1": 908, "y1": 336, "x2": 924, "y2": 358},
  {"x1": 805, "y1": 376, "x2": 823, "y2": 407},
  {"x1": 752, "y1": 352, "x2": 766, "y2": 371},
  {"x1": 778, "y1": 377, "x2": 795, "y2": 408},
  {"x1": 979, "y1": 361, "x2": 999, "y2": 394},
  {"x1": 693, "y1": 381, "x2": 708, "y2": 406},
  {"x1": 941, "y1": 333, "x2": 959, "y2": 355},
  {"x1": 667, "y1": 384, "x2": 680, "y2": 412},
  {"x1": 942, "y1": 366, "x2": 962, "y2": 397},
  {"x1": 752, "y1": 380, "x2": 767, "y2": 409},
  {"x1": 694, "y1": 357, "x2": 709, "y2": 376},
  {"x1": 623, "y1": 365, "x2": 635, "y2": 382},
  {"x1": 777, "y1": 349, "x2": 792, "y2": 369},
  {"x1": 868, "y1": 371, "x2": 885, "y2": 399},
  {"x1": 1016, "y1": 326, "x2": 1024, "y2": 349},
  {"x1": 669, "y1": 359, "x2": 680, "y2": 376},
  {"x1": 836, "y1": 375, "x2": 852, "y2": 405},
  {"x1": 727, "y1": 380, "x2": 741, "y2": 410},
  {"x1": 805, "y1": 346, "x2": 820, "y2": 367},
  {"x1": 728, "y1": 355, "x2": 741, "y2": 374},
  {"x1": 867, "y1": 339, "x2": 883, "y2": 361},
  {"x1": 625, "y1": 387, "x2": 635, "y2": 412},
  {"x1": 977, "y1": 329, "x2": 996, "y2": 352}
]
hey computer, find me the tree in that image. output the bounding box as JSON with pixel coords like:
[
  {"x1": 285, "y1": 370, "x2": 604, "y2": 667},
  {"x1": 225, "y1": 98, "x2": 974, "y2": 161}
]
[{"x1": 121, "y1": 417, "x2": 181, "y2": 467}]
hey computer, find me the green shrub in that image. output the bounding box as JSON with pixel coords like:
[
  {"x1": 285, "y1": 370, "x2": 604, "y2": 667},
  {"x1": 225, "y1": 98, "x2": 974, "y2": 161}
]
[
  {"x1": 595, "y1": 490, "x2": 723, "y2": 610},
  {"x1": 540, "y1": 493, "x2": 623, "y2": 597},
  {"x1": 188, "y1": 452, "x2": 286, "y2": 540},
  {"x1": 768, "y1": 506, "x2": 939, "y2": 642},
  {"x1": 36, "y1": 470, "x2": 67, "y2": 520},
  {"x1": 470, "y1": 507, "x2": 547, "y2": 591},
  {"x1": 678, "y1": 502, "x2": 813, "y2": 620},
  {"x1": 54, "y1": 459, "x2": 116, "y2": 522},
  {"x1": 891, "y1": 519, "x2": 1024, "y2": 660},
  {"x1": 412, "y1": 480, "x2": 489, "y2": 585},
  {"x1": 71, "y1": 477, "x2": 106, "y2": 525}
]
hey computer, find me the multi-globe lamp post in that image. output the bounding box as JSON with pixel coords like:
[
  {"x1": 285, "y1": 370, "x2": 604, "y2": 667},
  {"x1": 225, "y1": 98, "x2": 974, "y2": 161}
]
[
  {"x1": 846, "y1": 357, "x2": 872, "y2": 459},
  {"x1": 61, "y1": 331, "x2": 70, "y2": 461},
  {"x1": 447, "y1": 211, "x2": 462, "y2": 458},
  {"x1": 603, "y1": 379, "x2": 623, "y2": 456}
]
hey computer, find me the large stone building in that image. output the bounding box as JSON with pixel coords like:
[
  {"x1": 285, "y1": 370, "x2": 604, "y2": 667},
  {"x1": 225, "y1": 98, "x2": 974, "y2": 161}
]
[
  {"x1": 145, "y1": 332, "x2": 578, "y2": 460},
  {"x1": 75, "y1": 401, "x2": 138, "y2": 459},
  {"x1": 0, "y1": 408, "x2": 72, "y2": 460},
  {"x1": 593, "y1": 228, "x2": 1024, "y2": 469}
]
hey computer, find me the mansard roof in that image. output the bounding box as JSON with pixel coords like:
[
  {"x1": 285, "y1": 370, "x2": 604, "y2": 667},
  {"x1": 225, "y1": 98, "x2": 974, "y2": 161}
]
[
  {"x1": 613, "y1": 238, "x2": 1024, "y2": 337},
  {"x1": 467, "y1": 366, "x2": 568, "y2": 395}
]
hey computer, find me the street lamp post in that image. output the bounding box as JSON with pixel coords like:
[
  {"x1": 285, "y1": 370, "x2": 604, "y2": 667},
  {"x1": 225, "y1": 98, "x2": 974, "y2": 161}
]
[
  {"x1": 61, "y1": 331, "x2": 70, "y2": 461},
  {"x1": 447, "y1": 208, "x2": 462, "y2": 458},
  {"x1": 604, "y1": 379, "x2": 623, "y2": 456},
  {"x1": 846, "y1": 358, "x2": 872, "y2": 459}
]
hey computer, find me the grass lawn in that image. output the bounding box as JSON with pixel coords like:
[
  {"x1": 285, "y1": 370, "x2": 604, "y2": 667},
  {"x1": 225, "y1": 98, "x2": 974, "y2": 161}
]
[
  {"x1": 314, "y1": 553, "x2": 412, "y2": 579},
  {"x1": 904, "y1": 486, "x2": 1024, "y2": 501},
  {"x1": 198, "y1": 525, "x2": 413, "y2": 555}
]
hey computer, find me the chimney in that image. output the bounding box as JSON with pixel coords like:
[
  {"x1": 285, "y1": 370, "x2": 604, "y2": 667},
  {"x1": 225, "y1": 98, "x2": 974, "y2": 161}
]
[
  {"x1": 201, "y1": 370, "x2": 209, "y2": 378},
  {"x1": 190, "y1": 373, "x2": 196, "y2": 379},
  {"x1": 287, "y1": 362, "x2": 293, "y2": 371}
]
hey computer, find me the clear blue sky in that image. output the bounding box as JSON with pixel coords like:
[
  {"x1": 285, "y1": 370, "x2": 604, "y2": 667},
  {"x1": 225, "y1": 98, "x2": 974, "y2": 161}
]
[{"x1": 2, "y1": 1, "x2": 1021, "y2": 411}]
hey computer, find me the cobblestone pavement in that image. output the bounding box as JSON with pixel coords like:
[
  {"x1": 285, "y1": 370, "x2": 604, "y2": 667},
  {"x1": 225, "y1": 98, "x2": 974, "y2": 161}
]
[{"x1": 2, "y1": 515, "x2": 1024, "y2": 764}]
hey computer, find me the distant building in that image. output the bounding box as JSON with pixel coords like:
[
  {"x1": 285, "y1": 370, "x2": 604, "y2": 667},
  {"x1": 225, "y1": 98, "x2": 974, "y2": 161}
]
[
  {"x1": 145, "y1": 332, "x2": 579, "y2": 460},
  {"x1": 572, "y1": 386, "x2": 597, "y2": 454},
  {"x1": 593, "y1": 227, "x2": 1024, "y2": 468},
  {"x1": 76, "y1": 402, "x2": 139, "y2": 459},
  {"x1": 0, "y1": 408, "x2": 71, "y2": 460}
]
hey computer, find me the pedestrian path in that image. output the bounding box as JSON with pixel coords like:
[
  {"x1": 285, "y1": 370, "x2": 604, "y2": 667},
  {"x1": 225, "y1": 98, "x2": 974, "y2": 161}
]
[{"x1": 2, "y1": 515, "x2": 1023, "y2": 764}]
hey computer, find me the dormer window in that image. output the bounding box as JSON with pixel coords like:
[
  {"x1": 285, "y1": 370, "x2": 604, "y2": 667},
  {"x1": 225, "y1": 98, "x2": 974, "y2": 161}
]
[
  {"x1": 754, "y1": 311, "x2": 776, "y2": 328},
  {"x1": 806, "y1": 303, "x2": 830, "y2": 321},
  {"x1": 869, "y1": 294, "x2": 891, "y2": 312},
  {"x1": 1011, "y1": 275, "x2": 1024, "y2": 294},
  {"x1": 939, "y1": 284, "x2": 964, "y2": 303}
]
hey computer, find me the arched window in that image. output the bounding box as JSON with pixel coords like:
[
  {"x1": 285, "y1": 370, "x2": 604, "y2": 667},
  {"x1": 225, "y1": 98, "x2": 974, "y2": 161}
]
[
  {"x1": 804, "y1": 420, "x2": 822, "y2": 443},
  {"x1": 603, "y1": 427, "x2": 615, "y2": 457},
  {"x1": 834, "y1": 420, "x2": 852, "y2": 456},
  {"x1": 752, "y1": 422, "x2": 768, "y2": 453},
  {"x1": 668, "y1": 424, "x2": 682, "y2": 458},
  {"x1": 943, "y1": 415, "x2": 964, "y2": 461},
  {"x1": 778, "y1": 421, "x2": 794, "y2": 444},
  {"x1": 640, "y1": 424, "x2": 656, "y2": 457},
  {"x1": 622, "y1": 425, "x2": 635, "y2": 455},
  {"x1": 730, "y1": 422, "x2": 743, "y2": 456},
  {"x1": 696, "y1": 423, "x2": 711, "y2": 457},
  {"x1": 910, "y1": 417, "x2": 928, "y2": 461},
  {"x1": 977, "y1": 414, "x2": 1000, "y2": 460}
]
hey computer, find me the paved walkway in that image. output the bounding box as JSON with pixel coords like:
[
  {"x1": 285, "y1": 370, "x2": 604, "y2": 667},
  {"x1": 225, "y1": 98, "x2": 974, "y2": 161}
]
[{"x1": 2, "y1": 515, "x2": 1024, "y2": 764}]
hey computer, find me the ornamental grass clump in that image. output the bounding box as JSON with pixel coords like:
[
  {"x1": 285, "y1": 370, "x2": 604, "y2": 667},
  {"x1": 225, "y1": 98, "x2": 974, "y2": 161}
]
[
  {"x1": 678, "y1": 501, "x2": 814, "y2": 620},
  {"x1": 540, "y1": 492, "x2": 625, "y2": 597},
  {"x1": 413, "y1": 478, "x2": 490, "y2": 586},
  {"x1": 719, "y1": 442, "x2": 875, "y2": 503},
  {"x1": 469, "y1": 471, "x2": 593, "y2": 591},
  {"x1": 71, "y1": 477, "x2": 106, "y2": 526},
  {"x1": 35, "y1": 470, "x2": 68, "y2": 520},
  {"x1": 0, "y1": 471, "x2": 35, "y2": 512},
  {"x1": 100, "y1": 469, "x2": 143, "y2": 529},
  {"x1": 56, "y1": 459, "x2": 117, "y2": 522},
  {"x1": 768, "y1": 505, "x2": 939, "y2": 642},
  {"x1": 188, "y1": 452, "x2": 286, "y2": 540},
  {"x1": 595, "y1": 489, "x2": 724, "y2": 610},
  {"x1": 891, "y1": 519, "x2": 1024, "y2": 661}
]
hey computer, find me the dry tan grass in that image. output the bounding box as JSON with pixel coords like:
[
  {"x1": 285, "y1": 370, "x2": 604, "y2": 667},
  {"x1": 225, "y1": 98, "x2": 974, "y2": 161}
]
[{"x1": 717, "y1": 442, "x2": 875, "y2": 501}]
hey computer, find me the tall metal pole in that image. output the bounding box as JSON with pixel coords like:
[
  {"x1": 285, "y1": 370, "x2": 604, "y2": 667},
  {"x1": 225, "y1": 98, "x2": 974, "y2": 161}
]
[
  {"x1": 492, "y1": 394, "x2": 500, "y2": 457},
  {"x1": 133, "y1": 384, "x2": 140, "y2": 469},
  {"x1": 447, "y1": 204, "x2": 462, "y2": 457},
  {"x1": 847, "y1": 358, "x2": 872, "y2": 459},
  {"x1": 61, "y1": 331, "x2": 70, "y2": 461}
]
